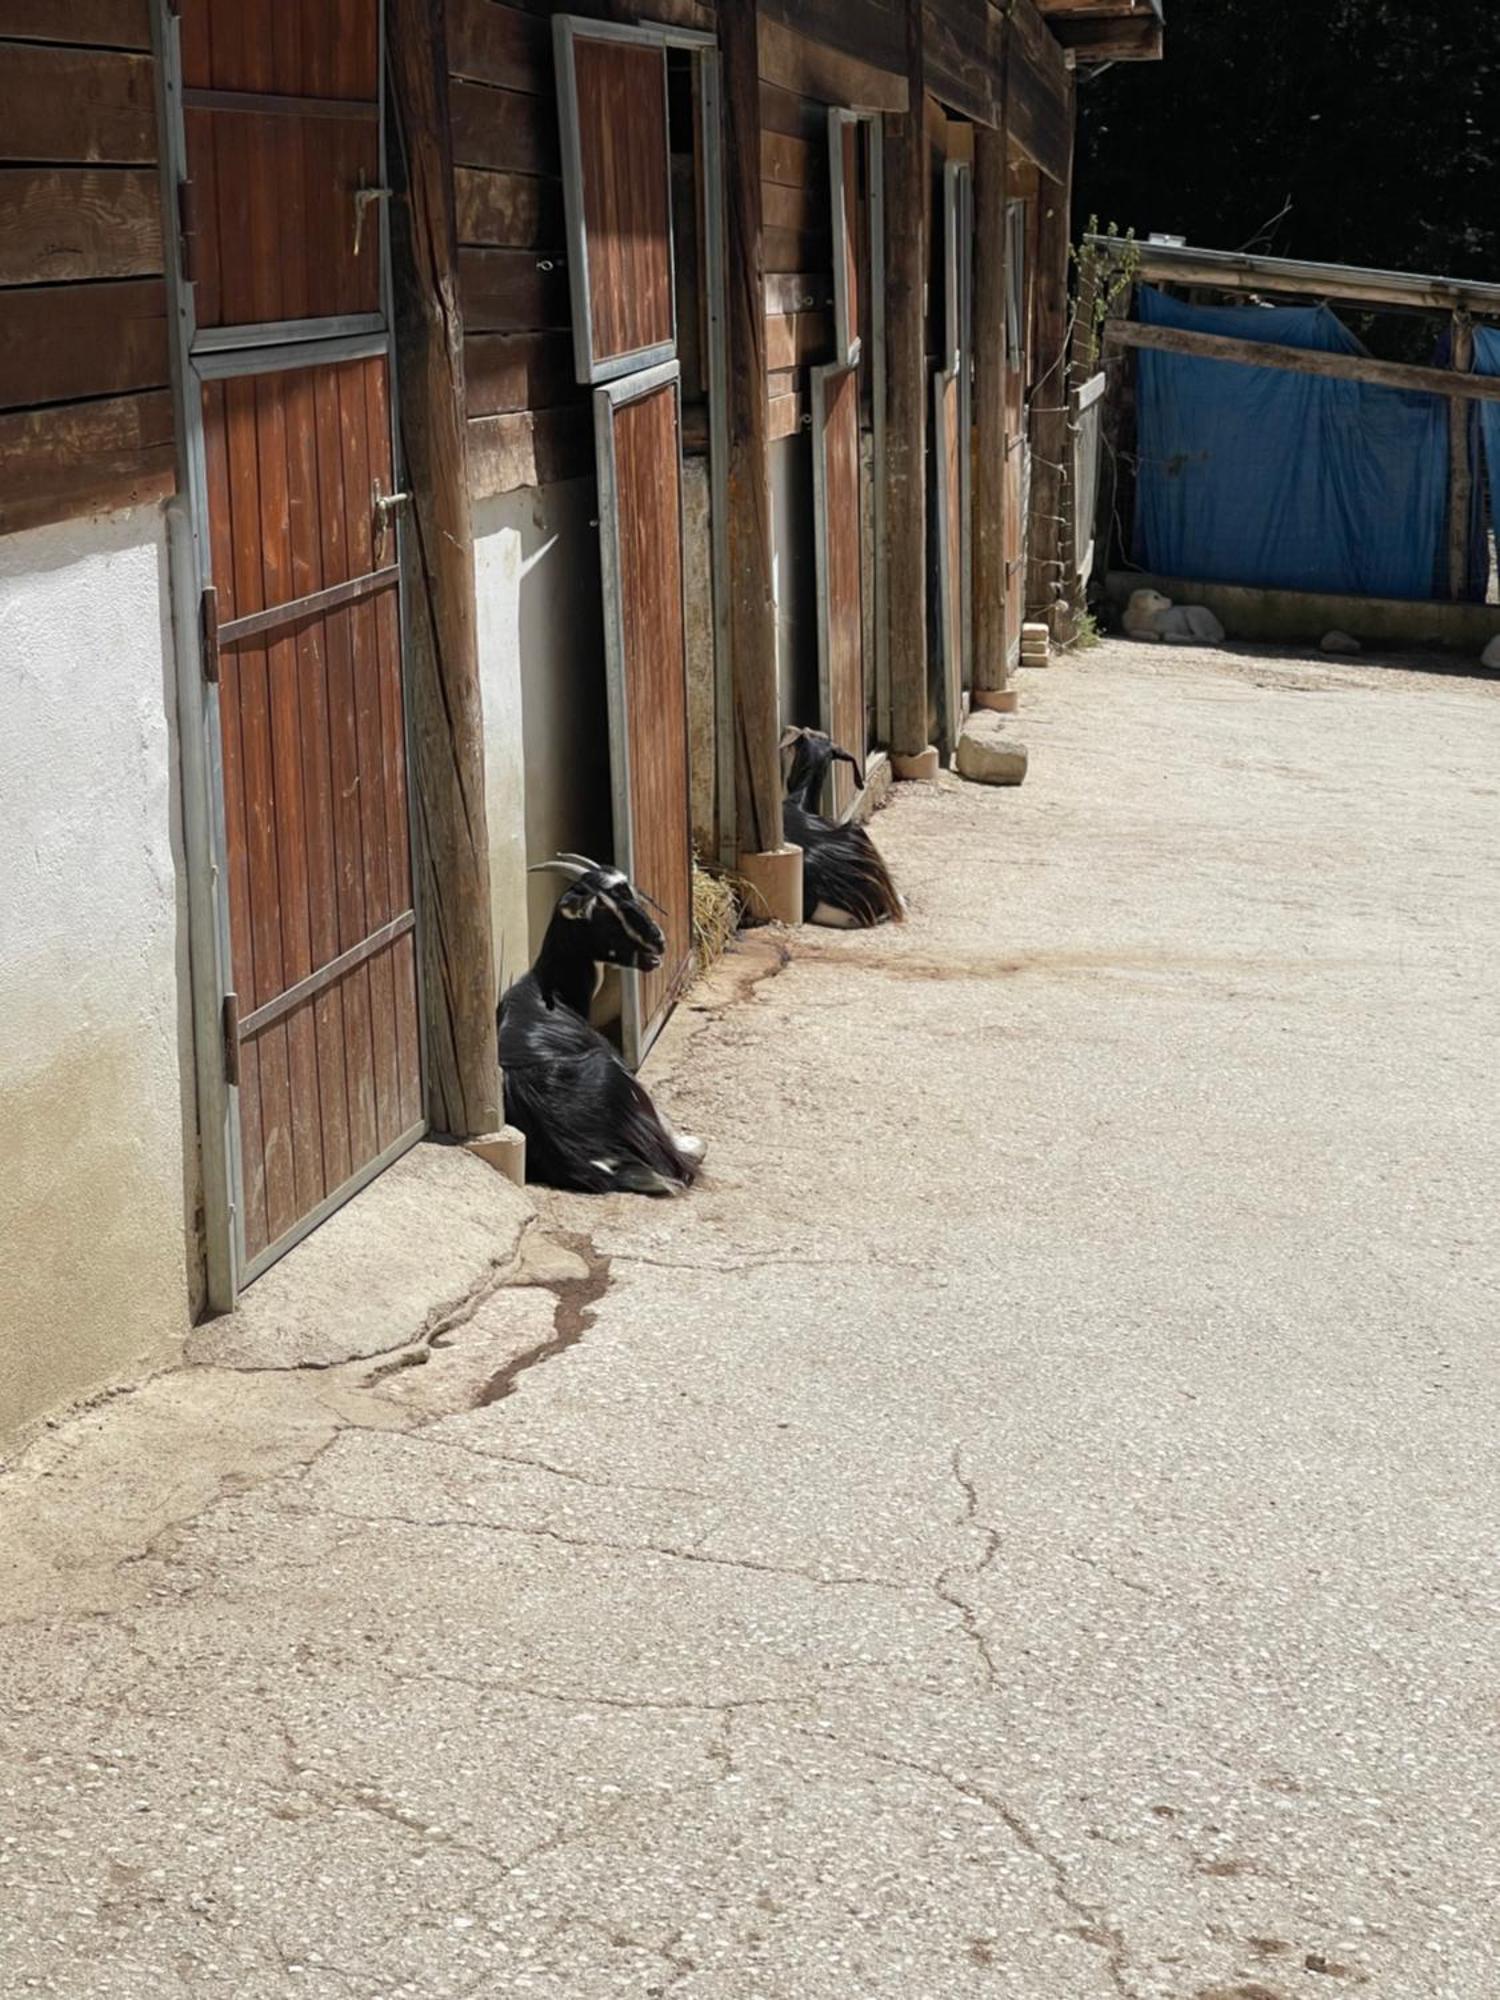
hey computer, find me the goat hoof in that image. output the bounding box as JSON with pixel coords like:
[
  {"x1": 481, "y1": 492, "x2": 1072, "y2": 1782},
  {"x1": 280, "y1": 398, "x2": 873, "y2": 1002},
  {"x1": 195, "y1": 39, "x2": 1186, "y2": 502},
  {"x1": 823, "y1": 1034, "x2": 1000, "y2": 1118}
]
[
  {"x1": 676, "y1": 1134, "x2": 707, "y2": 1165},
  {"x1": 809, "y1": 901, "x2": 861, "y2": 929}
]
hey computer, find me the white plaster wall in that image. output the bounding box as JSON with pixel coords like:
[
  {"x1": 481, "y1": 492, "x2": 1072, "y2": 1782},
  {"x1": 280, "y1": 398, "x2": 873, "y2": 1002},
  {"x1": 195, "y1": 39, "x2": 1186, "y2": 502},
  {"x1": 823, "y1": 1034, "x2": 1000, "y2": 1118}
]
[
  {"x1": 0, "y1": 504, "x2": 194, "y2": 1449},
  {"x1": 473, "y1": 479, "x2": 611, "y2": 998}
]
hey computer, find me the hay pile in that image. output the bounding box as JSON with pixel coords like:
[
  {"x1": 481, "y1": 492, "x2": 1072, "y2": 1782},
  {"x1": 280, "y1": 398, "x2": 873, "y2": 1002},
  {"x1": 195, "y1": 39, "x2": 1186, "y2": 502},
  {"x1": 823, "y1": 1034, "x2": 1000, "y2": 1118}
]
[{"x1": 691, "y1": 860, "x2": 740, "y2": 976}]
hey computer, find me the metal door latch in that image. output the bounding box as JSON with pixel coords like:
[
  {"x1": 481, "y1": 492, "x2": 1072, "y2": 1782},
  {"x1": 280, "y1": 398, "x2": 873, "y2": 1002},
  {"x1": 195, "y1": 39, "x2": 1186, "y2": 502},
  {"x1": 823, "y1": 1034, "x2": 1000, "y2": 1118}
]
[
  {"x1": 353, "y1": 184, "x2": 392, "y2": 257},
  {"x1": 372, "y1": 480, "x2": 411, "y2": 552}
]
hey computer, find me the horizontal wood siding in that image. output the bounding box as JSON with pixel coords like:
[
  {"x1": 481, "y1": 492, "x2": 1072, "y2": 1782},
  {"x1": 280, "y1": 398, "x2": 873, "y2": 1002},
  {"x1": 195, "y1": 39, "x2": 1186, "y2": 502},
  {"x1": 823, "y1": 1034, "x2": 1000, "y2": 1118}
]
[
  {"x1": 449, "y1": 2, "x2": 592, "y2": 495},
  {"x1": 1007, "y1": 0, "x2": 1072, "y2": 183},
  {"x1": 0, "y1": 16, "x2": 173, "y2": 534}
]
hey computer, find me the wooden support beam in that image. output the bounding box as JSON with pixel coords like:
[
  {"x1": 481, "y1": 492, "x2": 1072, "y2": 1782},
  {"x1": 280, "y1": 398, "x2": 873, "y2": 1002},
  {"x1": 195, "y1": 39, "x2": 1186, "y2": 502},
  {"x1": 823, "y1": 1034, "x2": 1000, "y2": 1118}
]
[
  {"x1": 1024, "y1": 74, "x2": 1075, "y2": 632},
  {"x1": 1092, "y1": 238, "x2": 1500, "y2": 319},
  {"x1": 388, "y1": 0, "x2": 501, "y2": 1139},
  {"x1": 884, "y1": 0, "x2": 931, "y2": 760},
  {"x1": 972, "y1": 117, "x2": 1010, "y2": 698},
  {"x1": 1449, "y1": 316, "x2": 1475, "y2": 600},
  {"x1": 720, "y1": 0, "x2": 793, "y2": 903},
  {"x1": 1103, "y1": 317, "x2": 1500, "y2": 403}
]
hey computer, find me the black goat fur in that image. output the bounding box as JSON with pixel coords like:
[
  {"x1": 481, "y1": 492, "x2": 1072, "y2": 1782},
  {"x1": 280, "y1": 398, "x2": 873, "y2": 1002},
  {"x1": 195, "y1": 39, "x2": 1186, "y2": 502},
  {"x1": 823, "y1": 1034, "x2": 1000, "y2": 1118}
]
[
  {"x1": 498, "y1": 860, "x2": 701, "y2": 1196},
  {"x1": 781, "y1": 728, "x2": 904, "y2": 928}
]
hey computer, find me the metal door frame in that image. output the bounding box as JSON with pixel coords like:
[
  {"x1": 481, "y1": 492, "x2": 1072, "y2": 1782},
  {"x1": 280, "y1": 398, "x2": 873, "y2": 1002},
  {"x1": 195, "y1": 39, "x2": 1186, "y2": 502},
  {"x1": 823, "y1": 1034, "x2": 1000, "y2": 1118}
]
[
  {"x1": 554, "y1": 16, "x2": 714, "y2": 386},
  {"x1": 810, "y1": 359, "x2": 866, "y2": 820},
  {"x1": 933, "y1": 160, "x2": 968, "y2": 759},
  {"x1": 153, "y1": 0, "x2": 427, "y2": 1304},
  {"x1": 592, "y1": 361, "x2": 694, "y2": 1069}
]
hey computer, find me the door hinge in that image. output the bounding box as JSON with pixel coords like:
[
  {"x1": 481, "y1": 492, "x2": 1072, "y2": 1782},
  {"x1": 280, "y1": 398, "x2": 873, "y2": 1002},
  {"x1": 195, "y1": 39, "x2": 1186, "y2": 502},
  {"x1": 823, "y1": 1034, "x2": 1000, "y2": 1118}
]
[
  {"x1": 222, "y1": 992, "x2": 240, "y2": 1086},
  {"x1": 199, "y1": 583, "x2": 220, "y2": 682},
  {"x1": 177, "y1": 178, "x2": 199, "y2": 284}
]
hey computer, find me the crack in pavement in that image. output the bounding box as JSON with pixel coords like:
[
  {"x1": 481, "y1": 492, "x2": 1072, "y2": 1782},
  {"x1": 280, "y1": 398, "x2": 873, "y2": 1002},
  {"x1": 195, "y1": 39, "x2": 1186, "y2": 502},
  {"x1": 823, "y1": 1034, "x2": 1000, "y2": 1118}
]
[
  {"x1": 808, "y1": 1733, "x2": 1140, "y2": 2000},
  {"x1": 271, "y1": 1498, "x2": 917, "y2": 1594},
  {"x1": 932, "y1": 1448, "x2": 1005, "y2": 1691}
]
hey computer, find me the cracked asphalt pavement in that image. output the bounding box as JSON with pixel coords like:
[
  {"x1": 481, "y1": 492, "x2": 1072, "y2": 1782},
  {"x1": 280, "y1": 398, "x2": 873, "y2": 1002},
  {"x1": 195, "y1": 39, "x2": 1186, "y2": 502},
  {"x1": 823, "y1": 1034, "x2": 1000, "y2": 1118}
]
[{"x1": 3, "y1": 639, "x2": 1498, "y2": 1998}]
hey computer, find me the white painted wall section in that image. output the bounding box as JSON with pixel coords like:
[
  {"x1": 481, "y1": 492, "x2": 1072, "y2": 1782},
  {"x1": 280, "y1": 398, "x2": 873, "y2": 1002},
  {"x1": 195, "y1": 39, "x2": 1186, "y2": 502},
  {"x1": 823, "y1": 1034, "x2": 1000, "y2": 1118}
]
[{"x1": 0, "y1": 505, "x2": 194, "y2": 1449}]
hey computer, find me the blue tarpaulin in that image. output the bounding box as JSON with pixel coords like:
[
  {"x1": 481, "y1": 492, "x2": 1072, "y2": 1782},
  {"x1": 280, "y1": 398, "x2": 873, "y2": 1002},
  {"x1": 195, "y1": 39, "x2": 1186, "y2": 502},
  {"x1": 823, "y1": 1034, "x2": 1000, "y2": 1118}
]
[
  {"x1": 1473, "y1": 326, "x2": 1500, "y2": 550},
  {"x1": 1132, "y1": 286, "x2": 1451, "y2": 600}
]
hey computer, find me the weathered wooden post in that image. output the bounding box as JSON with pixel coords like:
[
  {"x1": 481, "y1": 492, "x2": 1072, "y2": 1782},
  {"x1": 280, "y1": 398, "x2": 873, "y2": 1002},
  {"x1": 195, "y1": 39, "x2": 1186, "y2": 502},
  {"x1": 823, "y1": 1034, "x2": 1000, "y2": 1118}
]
[
  {"x1": 387, "y1": 0, "x2": 502, "y2": 1139},
  {"x1": 719, "y1": 0, "x2": 802, "y2": 922},
  {"x1": 1024, "y1": 71, "x2": 1076, "y2": 638},
  {"x1": 972, "y1": 100, "x2": 1015, "y2": 713},
  {"x1": 884, "y1": 0, "x2": 938, "y2": 779},
  {"x1": 1449, "y1": 312, "x2": 1475, "y2": 600}
]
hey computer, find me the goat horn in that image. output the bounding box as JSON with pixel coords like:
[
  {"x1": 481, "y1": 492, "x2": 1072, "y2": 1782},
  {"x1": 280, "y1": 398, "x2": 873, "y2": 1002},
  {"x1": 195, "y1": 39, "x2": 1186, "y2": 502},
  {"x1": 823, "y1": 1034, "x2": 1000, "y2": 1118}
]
[
  {"x1": 557, "y1": 851, "x2": 604, "y2": 870},
  {"x1": 636, "y1": 886, "x2": 667, "y2": 917},
  {"x1": 528, "y1": 858, "x2": 592, "y2": 881}
]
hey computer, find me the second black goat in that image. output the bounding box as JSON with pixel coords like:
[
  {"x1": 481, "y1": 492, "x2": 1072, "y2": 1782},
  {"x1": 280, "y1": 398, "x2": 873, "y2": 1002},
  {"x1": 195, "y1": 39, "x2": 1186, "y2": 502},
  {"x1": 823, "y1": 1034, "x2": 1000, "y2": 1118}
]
[
  {"x1": 781, "y1": 727, "x2": 904, "y2": 928},
  {"x1": 498, "y1": 856, "x2": 705, "y2": 1195}
]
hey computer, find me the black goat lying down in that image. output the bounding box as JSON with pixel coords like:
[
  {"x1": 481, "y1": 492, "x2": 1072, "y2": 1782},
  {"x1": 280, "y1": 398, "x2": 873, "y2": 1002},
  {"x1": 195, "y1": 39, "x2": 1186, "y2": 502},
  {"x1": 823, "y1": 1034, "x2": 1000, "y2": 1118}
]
[
  {"x1": 781, "y1": 727, "x2": 904, "y2": 929},
  {"x1": 498, "y1": 856, "x2": 705, "y2": 1196}
]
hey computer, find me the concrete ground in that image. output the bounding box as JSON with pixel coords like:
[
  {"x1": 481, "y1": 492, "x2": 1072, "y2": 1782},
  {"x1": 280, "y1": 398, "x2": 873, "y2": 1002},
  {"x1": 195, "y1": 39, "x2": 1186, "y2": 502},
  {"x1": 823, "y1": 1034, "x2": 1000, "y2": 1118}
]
[{"x1": 3, "y1": 637, "x2": 1498, "y2": 2000}]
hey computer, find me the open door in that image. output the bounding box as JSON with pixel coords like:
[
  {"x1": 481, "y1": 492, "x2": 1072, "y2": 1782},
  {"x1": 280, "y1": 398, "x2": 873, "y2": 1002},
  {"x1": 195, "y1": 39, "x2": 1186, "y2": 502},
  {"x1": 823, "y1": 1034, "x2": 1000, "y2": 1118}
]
[
  {"x1": 165, "y1": 0, "x2": 425, "y2": 1295},
  {"x1": 811, "y1": 361, "x2": 864, "y2": 819},
  {"x1": 1004, "y1": 197, "x2": 1029, "y2": 667},
  {"x1": 933, "y1": 161, "x2": 972, "y2": 760},
  {"x1": 556, "y1": 17, "x2": 706, "y2": 1065}
]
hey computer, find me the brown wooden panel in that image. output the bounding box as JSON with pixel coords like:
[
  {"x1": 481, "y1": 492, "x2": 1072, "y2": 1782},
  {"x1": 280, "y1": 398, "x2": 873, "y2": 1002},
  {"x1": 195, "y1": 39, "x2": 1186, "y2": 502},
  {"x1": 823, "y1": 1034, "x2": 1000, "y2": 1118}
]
[
  {"x1": 1008, "y1": 0, "x2": 1073, "y2": 183},
  {"x1": 0, "y1": 388, "x2": 173, "y2": 534},
  {"x1": 185, "y1": 106, "x2": 379, "y2": 328},
  {"x1": 459, "y1": 245, "x2": 571, "y2": 332},
  {"x1": 467, "y1": 402, "x2": 594, "y2": 496},
  {"x1": 765, "y1": 225, "x2": 831, "y2": 276},
  {"x1": 767, "y1": 387, "x2": 804, "y2": 441},
  {"x1": 923, "y1": 0, "x2": 1000, "y2": 126},
  {"x1": 758, "y1": 15, "x2": 907, "y2": 115},
  {"x1": 765, "y1": 270, "x2": 834, "y2": 315},
  {"x1": 933, "y1": 369, "x2": 962, "y2": 747},
  {"x1": 0, "y1": 278, "x2": 166, "y2": 410},
  {"x1": 759, "y1": 81, "x2": 822, "y2": 141},
  {"x1": 763, "y1": 178, "x2": 827, "y2": 235},
  {"x1": 202, "y1": 354, "x2": 420, "y2": 1265},
  {"x1": 758, "y1": 0, "x2": 904, "y2": 77},
  {"x1": 814, "y1": 364, "x2": 864, "y2": 814},
  {"x1": 761, "y1": 130, "x2": 814, "y2": 189},
  {"x1": 179, "y1": 0, "x2": 379, "y2": 97},
  {"x1": 451, "y1": 79, "x2": 559, "y2": 173},
  {"x1": 765, "y1": 309, "x2": 832, "y2": 371},
  {"x1": 568, "y1": 36, "x2": 673, "y2": 371},
  {"x1": 606, "y1": 380, "x2": 691, "y2": 1048},
  {"x1": 0, "y1": 167, "x2": 161, "y2": 285},
  {"x1": 448, "y1": 0, "x2": 549, "y2": 92},
  {"x1": 0, "y1": 44, "x2": 156, "y2": 163},
  {"x1": 0, "y1": 1, "x2": 149, "y2": 45},
  {"x1": 464, "y1": 330, "x2": 579, "y2": 416},
  {"x1": 454, "y1": 165, "x2": 563, "y2": 247}
]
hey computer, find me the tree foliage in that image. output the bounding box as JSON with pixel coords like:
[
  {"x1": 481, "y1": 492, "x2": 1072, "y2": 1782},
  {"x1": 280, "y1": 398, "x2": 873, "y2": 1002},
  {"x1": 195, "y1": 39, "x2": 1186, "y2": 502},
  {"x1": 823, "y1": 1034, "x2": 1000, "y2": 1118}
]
[{"x1": 1075, "y1": 0, "x2": 1500, "y2": 284}]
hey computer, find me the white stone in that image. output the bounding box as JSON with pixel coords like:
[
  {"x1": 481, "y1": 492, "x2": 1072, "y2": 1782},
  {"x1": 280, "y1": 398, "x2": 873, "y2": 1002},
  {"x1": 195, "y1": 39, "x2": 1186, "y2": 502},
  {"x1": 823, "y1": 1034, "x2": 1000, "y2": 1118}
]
[
  {"x1": 1480, "y1": 634, "x2": 1500, "y2": 670},
  {"x1": 1321, "y1": 630, "x2": 1363, "y2": 655},
  {"x1": 955, "y1": 714, "x2": 1029, "y2": 786}
]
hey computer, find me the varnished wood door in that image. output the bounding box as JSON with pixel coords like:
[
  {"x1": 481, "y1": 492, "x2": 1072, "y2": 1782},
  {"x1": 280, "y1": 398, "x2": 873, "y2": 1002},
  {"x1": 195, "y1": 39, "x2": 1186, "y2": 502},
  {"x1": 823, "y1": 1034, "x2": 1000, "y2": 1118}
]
[
  {"x1": 173, "y1": 0, "x2": 423, "y2": 1282},
  {"x1": 933, "y1": 162, "x2": 971, "y2": 760},
  {"x1": 557, "y1": 18, "x2": 701, "y2": 1066},
  {"x1": 1004, "y1": 197, "x2": 1029, "y2": 666},
  {"x1": 812, "y1": 362, "x2": 865, "y2": 820}
]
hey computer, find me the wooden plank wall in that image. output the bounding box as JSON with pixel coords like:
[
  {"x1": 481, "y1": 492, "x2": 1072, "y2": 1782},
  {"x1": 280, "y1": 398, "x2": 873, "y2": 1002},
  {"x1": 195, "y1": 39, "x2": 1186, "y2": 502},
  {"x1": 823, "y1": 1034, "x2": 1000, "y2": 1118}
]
[
  {"x1": 759, "y1": 79, "x2": 834, "y2": 443},
  {"x1": 449, "y1": 0, "x2": 594, "y2": 497},
  {"x1": 0, "y1": 2, "x2": 176, "y2": 536}
]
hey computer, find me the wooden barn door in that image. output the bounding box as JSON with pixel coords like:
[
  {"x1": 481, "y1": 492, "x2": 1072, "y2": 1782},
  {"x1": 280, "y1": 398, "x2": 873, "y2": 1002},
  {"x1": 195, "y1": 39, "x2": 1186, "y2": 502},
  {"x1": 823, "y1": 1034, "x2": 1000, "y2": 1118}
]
[
  {"x1": 811, "y1": 111, "x2": 867, "y2": 820},
  {"x1": 168, "y1": 0, "x2": 424, "y2": 1286},
  {"x1": 1004, "y1": 197, "x2": 1029, "y2": 667},
  {"x1": 556, "y1": 17, "x2": 705, "y2": 1066},
  {"x1": 933, "y1": 162, "x2": 972, "y2": 760}
]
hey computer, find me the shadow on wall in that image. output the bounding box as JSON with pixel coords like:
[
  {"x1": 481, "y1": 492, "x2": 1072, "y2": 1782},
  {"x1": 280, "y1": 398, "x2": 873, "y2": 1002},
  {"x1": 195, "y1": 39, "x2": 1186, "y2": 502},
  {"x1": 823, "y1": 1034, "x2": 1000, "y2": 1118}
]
[{"x1": 473, "y1": 477, "x2": 612, "y2": 1004}]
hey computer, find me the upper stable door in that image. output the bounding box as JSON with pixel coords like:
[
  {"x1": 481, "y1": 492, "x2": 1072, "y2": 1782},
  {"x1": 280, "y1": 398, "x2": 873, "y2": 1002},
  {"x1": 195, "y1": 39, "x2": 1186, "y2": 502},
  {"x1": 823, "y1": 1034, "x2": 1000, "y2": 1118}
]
[
  {"x1": 555, "y1": 17, "x2": 711, "y2": 1067},
  {"x1": 169, "y1": 0, "x2": 424, "y2": 1287},
  {"x1": 933, "y1": 160, "x2": 973, "y2": 762},
  {"x1": 811, "y1": 111, "x2": 874, "y2": 822}
]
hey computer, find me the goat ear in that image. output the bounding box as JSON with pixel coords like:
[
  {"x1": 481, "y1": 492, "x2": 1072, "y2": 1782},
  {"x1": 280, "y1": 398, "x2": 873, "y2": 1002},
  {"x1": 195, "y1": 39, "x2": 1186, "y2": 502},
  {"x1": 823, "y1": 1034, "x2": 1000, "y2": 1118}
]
[
  {"x1": 779, "y1": 726, "x2": 805, "y2": 751},
  {"x1": 834, "y1": 746, "x2": 866, "y2": 788},
  {"x1": 559, "y1": 892, "x2": 598, "y2": 921}
]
